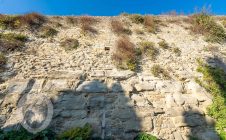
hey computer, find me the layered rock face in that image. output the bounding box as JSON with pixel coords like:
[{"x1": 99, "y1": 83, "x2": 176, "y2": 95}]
[{"x1": 0, "y1": 16, "x2": 225, "y2": 140}]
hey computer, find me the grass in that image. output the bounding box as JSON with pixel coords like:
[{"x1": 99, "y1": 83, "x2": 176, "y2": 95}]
[
  {"x1": 0, "y1": 12, "x2": 45, "y2": 29},
  {"x1": 158, "y1": 40, "x2": 169, "y2": 49},
  {"x1": 196, "y1": 61, "x2": 226, "y2": 140},
  {"x1": 223, "y1": 20, "x2": 226, "y2": 28},
  {"x1": 134, "y1": 132, "x2": 158, "y2": 140},
  {"x1": 0, "y1": 52, "x2": 6, "y2": 66},
  {"x1": 139, "y1": 41, "x2": 158, "y2": 60},
  {"x1": 143, "y1": 16, "x2": 158, "y2": 33},
  {"x1": 111, "y1": 19, "x2": 132, "y2": 35},
  {"x1": 60, "y1": 39, "x2": 79, "y2": 50},
  {"x1": 189, "y1": 12, "x2": 226, "y2": 43},
  {"x1": 58, "y1": 124, "x2": 92, "y2": 140},
  {"x1": 151, "y1": 64, "x2": 170, "y2": 79},
  {"x1": 129, "y1": 14, "x2": 144, "y2": 24},
  {"x1": 112, "y1": 36, "x2": 138, "y2": 71},
  {"x1": 79, "y1": 16, "x2": 98, "y2": 34},
  {"x1": 0, "y1": 33, "x2": 28, "y2": 52},
  {"x1": 40, "y1": 26, "x2": 58, "y2": 38}
]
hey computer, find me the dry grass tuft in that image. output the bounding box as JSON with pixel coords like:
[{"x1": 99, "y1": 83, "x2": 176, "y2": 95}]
[
  {"x1": 111, "y1": 19, "x2": 131, "y2": 35},
  {"x1": 60, "y1": 39, "x2": 79, "y2": 50},
  {"x1": 112, "y1": 36, "x2": 137, "y2": 71},
  {"x1": 151, "y1": 64, "x2": 170, "y2": 79},
  {"x1": 0, "y1": 33, "x2": 28, "y2": 52},
  {"x1": 139, "y1": 41, "x2": 158, "y2": 60},
  {"x1": 0, "y1": 52, "x2": 6, "y2": 65},
  {"x1": 79, "y1": 16, "x2": 99, "y2": 34},
  {"x1": 143, "y1": 16, "x2": 158, "y2": 33},
  {"x1": 158, "y1": 40, "x2": 169, "y2": 49},
  {"x1": 129, "y1": 14, "x2": 144, "y2": 24},
  {"x1": 40, "y1": 26, "x2": 58, "y2": 38}
]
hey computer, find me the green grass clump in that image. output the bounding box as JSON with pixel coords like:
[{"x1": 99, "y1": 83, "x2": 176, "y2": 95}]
[
  {"x1": 196, "y1": 61, "x2": 226, "y2": 139},
  {"x1": 190, "y1": 13, "x2": 226, "y2": 43},
  {"x1": 151, "y1": 64, "x2": 170, "y2": 79},
  {"x1": 0, "y1": 52, "x2": 6, "y2": 66},
  {"x1": 40, "y1": 26, "x2": 58, "y2": 38},
  {"x1": 134, "y1": 132, "x2": 158, "y2": 140},
  {"x1": 130, "y1": 14, "x2": 144, "y2": 24},
  {"x1": 0, "y1": 33, "x2": 28, "y2": 52},
  {"x1": 139, "y1": 41, "x2": 158, "y2": 60},
  {"x1": 58, "y1": 124, "x2": 92, "y2": 140},
  {"x1": 158, "y1": 40, "x2": 169, "y2": 49},
  {"x1": 60, "y1": 39, "x2": 79, "y2": 50}
]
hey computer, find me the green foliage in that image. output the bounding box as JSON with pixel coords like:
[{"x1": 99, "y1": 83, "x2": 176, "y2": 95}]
[
  {"x1": 139, "y1": 41, "x2": 158, "y2": 60},
  {"x1": 190, "y1": 13, "x2": 226, "y2": 43},
  {"x1": 0, "y1": 33, "x2": 28, "y2": 52},
  {"x1": 58, "y1": 124, "x2": 92, "y2": 140},
  {"x1": 40, "y1": 26, "x2": 58, "y2": 38},
  {"x1": 196, "y1": 61, "x2": 226, "y2": 139},
  {"x1": 151, "y1": 64, "x2": 170, "y2": 79},
  {"x1": 0, "y1": 15, "x2": 19, "y2": 29},
  {"x1": 130, "y1": 14, "x2": 144, "y2": 24},
  {"x1": 60, "y1": 39, "x2": 79, "y2": 50},
  {"x1": 158, "y1": 40, "x2": 169, "y2": 49},
  {"x1": 0, "y1": 128, "x2": 55, "y2": 140},
  {"x1": 134, "y1": 132, "x2": 158, "y2": 140}
]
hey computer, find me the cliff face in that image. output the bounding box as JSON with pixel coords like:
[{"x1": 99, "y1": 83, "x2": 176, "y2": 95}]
[{"x1": 0, "y1": 15, "x2": 225, "y2": 140}]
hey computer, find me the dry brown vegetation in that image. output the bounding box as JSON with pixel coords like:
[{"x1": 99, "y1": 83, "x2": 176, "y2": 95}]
[
  {"x1": 139, "y1": 41, "x2": 158, "y2": 60},
  {"x1": 40, "y1": 26, "x2": 58, "y2": 38},
  {"x1": 151, "y1": 64, "x2": 170, "y2": 79},
  {"x1": 143, "y1": 16, "x2": 158, "y2": 33},
  {"x1": 60, "y1": 39, "x2": 79, "y2": 50},
  {"x1": 111, "y1": 19, "x2": 131, "y2": 35},
  {"x1": 0, "y1": 12, "x2": 45, "y2": 29},
  {"x1": 79, "y1": 16, "x2": 99, "y2": 33},
  {"x1": 112, "y1": 36, "x2": 137, "y2": 71}
]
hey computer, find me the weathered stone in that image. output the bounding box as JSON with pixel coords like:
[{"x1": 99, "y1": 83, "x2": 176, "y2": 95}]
[
  {"x1": 172, "y1": 114, "x2": 205, "y2": 127},
  {"x1": 199, "y1": 130, "x2": 220, "y2": 140},
  {"x1": 165, "y1": 94, "x2": 177, "y2": 108},
  {"x1": 131, "y1": 94, "x2": 151, "y2": 107},
  {"x1": 60, "y1": 110, "x2": 87, "y2": 119},
  {"x1": 87, "y1": 95, "x2": 105, "y2": 109},
  {"x1": 166, "y1": 107, "x2": 184, "y2": 117},
  {"x1": 107, "y1": 70, "x2": 135, "y2": 80},
  {"x1": 43, "y1": 79, "x2": 69, "y2": 91},
  {"x1": 134, "y1": 82, "x2": 155, "y2": 92},
  {"x1": 90, "y1": 70, "x2": 105, "y2": 77},
  {"x1": 76, "y1": 80, "x2": 107, "y2": 93},
  {"x1": 156, "y1": 81, "x2": 183, "y2": 93},
  {"x1": 173, "y1": 92, "x2": 185, "y2": 105},
  {"x1": 173, "y1": 131, "x2": 183, "y2": 140}
]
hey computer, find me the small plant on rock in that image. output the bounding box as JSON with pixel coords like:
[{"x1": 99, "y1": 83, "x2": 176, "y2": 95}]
[
  {"x1": 58, "y1": 123, "x2": 92, "y2": 140},
  {"x1": 139, "y1": 41, "x2": 158, "y2": 60},
  {"x1": 172, "y1": 47, "x2": 181, "y2": 56},
  {"x1": 134, "y1": 132, "x2": 158, "y2": 140},
  {"x1": 151, "y1": 64, "x2": 170, "y2": 79},
  {"x1": 144, "y1": 16, "x2": 158, "y2": 33},
  {"x1": 40, "y1": 26, "x2": 58, "y2": 38},
  {"x1": 60, "y1": 39, "x2": 79, "y2": 50},
  {"x1": 129, "y1": 14, "x2": 144, "y2": 24},
  {"x1": 158, "y1": 40, "x2": 169, "y2": 49}
]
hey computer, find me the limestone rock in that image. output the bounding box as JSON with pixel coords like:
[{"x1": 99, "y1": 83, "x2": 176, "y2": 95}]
[
  {"x1": 76, "y1": 80, "x2": 108, "y2": 93},
  {"x1": 134, "y1": 82, "x2": 156, "y2": 92}
]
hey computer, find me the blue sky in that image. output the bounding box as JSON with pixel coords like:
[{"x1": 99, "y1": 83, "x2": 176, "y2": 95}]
[{"x1": 0, "y1": 0, "x2": 225, "y2": 16}]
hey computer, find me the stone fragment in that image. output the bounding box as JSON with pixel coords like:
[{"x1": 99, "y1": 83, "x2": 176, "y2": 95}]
[
  {"x1": 173, "y1": 131, "x2": 183, "y2": 140},
  {"x1": 173, "y1": 92, "x2": 185, "y2": 105},
  {"x1": 43, "y1": 79, "x2": 69, "y2": 91},
  {"x1": 107, "y1": 70, "x2": 135, "y2": 80},
  {"x1": 165, "y1": 94, "x2": 177, "y2": 108},
  {"x1": 76, "y1": 80, "x2": 107, "y2": 93},
  {"x1": 156, "y1": 81, "x2": 183, "y2": 93},
  {"x1": 134, "y1": 82, "x2": 155, "y2": 92}
]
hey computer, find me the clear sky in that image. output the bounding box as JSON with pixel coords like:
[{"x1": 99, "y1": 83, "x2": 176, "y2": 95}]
[{"x1": 0, "y1": 0, "x2": 225, "y2": 16}]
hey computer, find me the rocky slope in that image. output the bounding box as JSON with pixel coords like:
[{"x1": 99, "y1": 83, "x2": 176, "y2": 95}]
[{"x1": 0, "y1": 15, "x2": 226, "y2": 140}]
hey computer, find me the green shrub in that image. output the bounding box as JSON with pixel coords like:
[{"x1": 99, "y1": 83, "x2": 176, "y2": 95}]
[
  {"x1": 190, "y1": 13, "x2": 226, "y2": 43},
  {"x1": 40, "y1": 26, "x2": 58, "y2": 38},
  {"x1": 0, "y1": 128, "x2": 56, "y2": 140},
  {"x1": 158, "y1": 40, "x2": 169, "y2": 49},
  {"x1": 139, "y1": 41, "x2": 158, "y2": 60},
  {"x1": 58, "y1": 123, "x2": 92, "y2": 140},
  {"x1": 196, "y1": 61, "x2": 226, "y2": 139},
  {"x1": 134, "y1": 132, "x2": 158, "y2": 140},
  {"x1": 60, "y1": 39, "x2": 79, "y2": 50},
  {"x1": 130, "y1": 14, "x2": 144, "y2": 24},
  {"x1": 0, "y1": 33, "x2": 28, "y2": 52},
  {"x1": 0, "y1": 15, "x2": 19, "y2": 29},
  {"x1": 151, "y1": 64, "x2": 170, "y2": 79}
]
